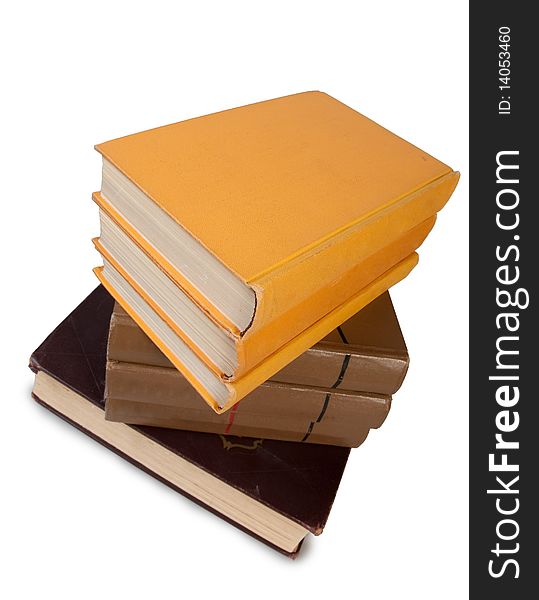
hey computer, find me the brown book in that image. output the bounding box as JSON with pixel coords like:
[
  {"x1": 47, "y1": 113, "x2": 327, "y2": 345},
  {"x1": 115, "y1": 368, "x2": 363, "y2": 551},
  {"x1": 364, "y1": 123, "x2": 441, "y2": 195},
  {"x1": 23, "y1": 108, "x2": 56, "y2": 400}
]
[
  {"x1": 29, "y1": 286, "x2": 351, "y2": 556},
  {"x1": 106, "y1": 297, "x2": 400, "y2": 446},
  {"x1": 108, "y1": 292, "x2": 409, "y2": 395},
  {"x1": 105, "y1": 361, "x2": 389, "y2": 447}
]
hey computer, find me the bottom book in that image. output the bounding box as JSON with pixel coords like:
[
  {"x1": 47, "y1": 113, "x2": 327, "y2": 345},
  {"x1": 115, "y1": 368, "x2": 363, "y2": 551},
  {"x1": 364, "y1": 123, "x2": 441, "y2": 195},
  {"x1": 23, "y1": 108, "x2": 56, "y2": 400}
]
[{"x1": 29, "y1": 286, "x2": 351, "y2": 556}]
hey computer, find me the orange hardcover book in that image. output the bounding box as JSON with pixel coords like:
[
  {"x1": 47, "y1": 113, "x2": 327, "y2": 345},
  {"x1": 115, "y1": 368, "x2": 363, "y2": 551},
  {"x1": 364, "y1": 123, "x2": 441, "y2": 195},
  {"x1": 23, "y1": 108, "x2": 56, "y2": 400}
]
[
  {"x1": 93, "y1": 216, "x2": 433, "y2": 380},
  {"x1": 93, "y1": 91, "x2": 458, "y2": 412},
  {"x1": 94, "y1": 253, "x2": 418, "y2": 412}
]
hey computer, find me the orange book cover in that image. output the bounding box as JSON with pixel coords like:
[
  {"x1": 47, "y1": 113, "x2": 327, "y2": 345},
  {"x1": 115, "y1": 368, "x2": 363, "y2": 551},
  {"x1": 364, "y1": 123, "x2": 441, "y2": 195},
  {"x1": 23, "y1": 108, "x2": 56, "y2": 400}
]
[
  {"x1": 93, "y1": 91, "x2": 458, "y2": 383},
  {"x1": 93, "y1": 216, "x2": 434, "y2": 380}
]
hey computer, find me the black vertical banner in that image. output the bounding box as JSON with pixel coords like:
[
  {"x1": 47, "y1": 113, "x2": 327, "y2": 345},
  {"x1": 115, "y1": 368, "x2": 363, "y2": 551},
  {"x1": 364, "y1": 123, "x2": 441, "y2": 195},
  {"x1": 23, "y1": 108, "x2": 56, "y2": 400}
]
[{"x1": 470, "y1": 3, "x2": 536, "y2": 598}]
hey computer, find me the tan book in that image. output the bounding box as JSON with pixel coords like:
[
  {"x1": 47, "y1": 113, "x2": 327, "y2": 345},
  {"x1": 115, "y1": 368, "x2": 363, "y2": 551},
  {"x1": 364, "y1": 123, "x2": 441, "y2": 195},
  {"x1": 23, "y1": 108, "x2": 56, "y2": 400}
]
[
  {"x1": 104, "y1": 293, "x2": 409, "y2": 446},
  {"x1": 105, "y1": 360, "x2": 390, "y2": 447},
  {"x1": 108, "y1": 292, "x2": 409, "y2": 395}
]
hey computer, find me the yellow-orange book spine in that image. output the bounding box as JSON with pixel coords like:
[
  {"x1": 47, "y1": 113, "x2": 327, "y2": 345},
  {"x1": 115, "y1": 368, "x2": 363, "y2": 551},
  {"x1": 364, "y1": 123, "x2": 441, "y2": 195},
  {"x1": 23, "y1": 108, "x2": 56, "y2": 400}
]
[
  {"x1": 245, "y1": 172, "x2": 457, "y2": 338},
  {"x1": 238, "y1": 215, "x2": 436, "y2": 377}
]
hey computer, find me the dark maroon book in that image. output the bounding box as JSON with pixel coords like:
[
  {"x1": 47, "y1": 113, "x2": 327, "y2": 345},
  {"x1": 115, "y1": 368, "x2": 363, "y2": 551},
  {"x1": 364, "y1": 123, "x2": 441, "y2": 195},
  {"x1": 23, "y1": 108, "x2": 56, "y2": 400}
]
[{"x1": 29, "y1": 286, "x2": 350, "y2": 556}]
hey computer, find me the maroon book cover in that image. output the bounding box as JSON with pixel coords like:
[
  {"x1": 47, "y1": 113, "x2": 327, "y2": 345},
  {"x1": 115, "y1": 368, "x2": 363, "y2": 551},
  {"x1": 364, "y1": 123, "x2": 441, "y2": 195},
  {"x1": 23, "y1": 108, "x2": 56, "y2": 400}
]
[{"x1": 29, "y1": 286, "x2": 351, "y2": 556}]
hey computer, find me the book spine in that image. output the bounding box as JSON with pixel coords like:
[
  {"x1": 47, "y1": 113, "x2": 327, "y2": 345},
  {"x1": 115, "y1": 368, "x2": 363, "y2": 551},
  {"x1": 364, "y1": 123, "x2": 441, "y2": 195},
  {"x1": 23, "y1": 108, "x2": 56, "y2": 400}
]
[
  {"x1": 272, "y1": 348, "x2": 409, "y2": 396},
  {"x1": 109, "y1": 309, "x2": 408, "y2": 395},
  {"x1": 239, "y1": 213, "x2": 436, "y2": 378},
  {"x1": 104, "y1": 362, "x2": 391, "y2": 447},
  {"x1": 249, "y1": 173, "x2": 458, "y2": 335},
  {"x1": 240, "y1": 172, "x2": 458, "y2": 377}
]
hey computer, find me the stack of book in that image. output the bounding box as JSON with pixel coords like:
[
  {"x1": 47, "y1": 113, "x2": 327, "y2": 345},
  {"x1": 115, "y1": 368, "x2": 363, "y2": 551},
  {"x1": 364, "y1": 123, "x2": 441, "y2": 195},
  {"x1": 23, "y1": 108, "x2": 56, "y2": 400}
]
[{"x1": 29, "y1": 92, "x2": 458, "y2": 557}]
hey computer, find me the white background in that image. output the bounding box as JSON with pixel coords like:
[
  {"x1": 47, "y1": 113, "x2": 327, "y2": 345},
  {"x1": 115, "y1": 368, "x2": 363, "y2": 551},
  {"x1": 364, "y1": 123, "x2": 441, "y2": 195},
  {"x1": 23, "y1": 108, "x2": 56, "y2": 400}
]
[{"x1": 2, "y1": 1, "x2": 468, "y2": 598}]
